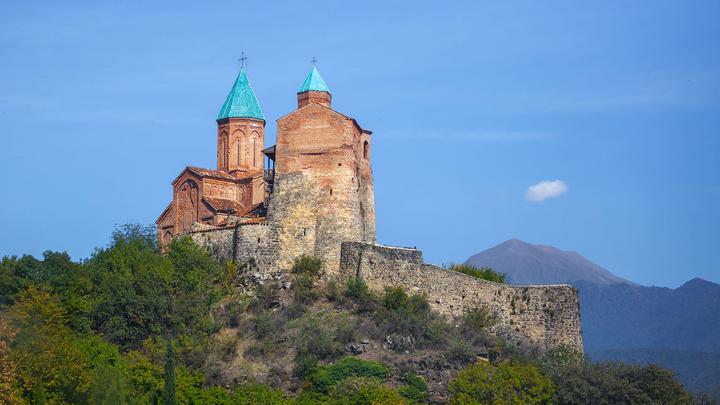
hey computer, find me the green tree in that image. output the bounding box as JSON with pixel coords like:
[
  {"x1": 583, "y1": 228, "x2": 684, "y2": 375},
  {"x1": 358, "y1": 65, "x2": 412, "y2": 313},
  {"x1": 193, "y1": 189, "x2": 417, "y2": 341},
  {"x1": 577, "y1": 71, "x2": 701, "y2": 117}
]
[
  {"x1": 449, "y1": 360, "x2": 555, "y2": 405},
  {"x1": 162, "y1": 339, "x2": 177, "y2": 405},
  {"x1": 0, "y1": 317, "x2": 20, "y2": 404},
  {"x1": 539, "y1": 346, "x2": 694, "y2": 405}
]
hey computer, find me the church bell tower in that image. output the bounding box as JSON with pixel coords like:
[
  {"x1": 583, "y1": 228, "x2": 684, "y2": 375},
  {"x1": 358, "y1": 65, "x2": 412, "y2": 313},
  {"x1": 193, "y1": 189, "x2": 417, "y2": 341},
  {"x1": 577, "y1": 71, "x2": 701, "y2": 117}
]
[{"x1": 216, "y1": 67, "x2": 265, "y2": 174}]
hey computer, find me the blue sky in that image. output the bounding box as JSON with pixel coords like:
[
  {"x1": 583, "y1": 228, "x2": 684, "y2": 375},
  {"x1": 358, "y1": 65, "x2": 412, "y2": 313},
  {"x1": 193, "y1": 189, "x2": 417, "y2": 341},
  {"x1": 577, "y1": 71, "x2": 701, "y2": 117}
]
[{"x1": 1, "y1": 1, "x2": 718, "y2": 287}]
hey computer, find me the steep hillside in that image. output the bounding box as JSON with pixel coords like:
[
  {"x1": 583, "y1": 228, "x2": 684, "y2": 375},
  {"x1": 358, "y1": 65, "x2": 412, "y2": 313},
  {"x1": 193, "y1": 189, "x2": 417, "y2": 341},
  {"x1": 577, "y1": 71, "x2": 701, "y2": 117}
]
[{"x1": 465, "y1": 239, "x2": 633, "y2": 286}]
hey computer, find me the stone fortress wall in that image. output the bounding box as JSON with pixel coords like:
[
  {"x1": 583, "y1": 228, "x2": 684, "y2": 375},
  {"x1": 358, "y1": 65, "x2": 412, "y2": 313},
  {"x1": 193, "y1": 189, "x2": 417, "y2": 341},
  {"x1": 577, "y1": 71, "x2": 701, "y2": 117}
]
[
  {"x1": 339, "y1": 241, "x2": 583, "y2": 352},
  {"x1": 188, "y1": 222, "x2": 278, "y2": 273},
  {"x1": 188, "y1": 226, "x2": 584, "y2": 352}
]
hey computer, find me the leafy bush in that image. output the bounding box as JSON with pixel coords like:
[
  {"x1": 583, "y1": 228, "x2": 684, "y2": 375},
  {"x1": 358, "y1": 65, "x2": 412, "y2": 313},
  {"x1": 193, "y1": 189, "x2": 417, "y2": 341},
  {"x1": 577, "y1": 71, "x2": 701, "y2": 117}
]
[
  {"x1": 251, "y1": 283, "x2": 279, "y2": 311},
  {"x1": 343, "y1": 277, "x2": 375, "y2": 311},
  {"x1": 306, "y1": 357, "x2": 390, "y2": 394},
  {"x1": 330, "y1": 376, "x2": 407, "y2": 405},
  {"x1": 324, "y1": 277, "x2": 341, "y2": 302},
  {"x1": 399, "y1": 373, "x2": 429, "y2": 404},
  {"x1": 232, "y1": 383, "x2": 291, "y2": 405},
  {"x1": 458, "y1": 306, "x2": 497, "y2": 349},
  {"x1": 292, "y1": 255, "x2": 322, "y2": 277},
  {"x1": 539, "y1": 346, "x2": 695, "y2": 405},
  {"x1": 293, "y1": 273, "x2": 318, "y2": 307},
  {"x1": 374, "y1": 287, "x2": 446, "y2": 350},
  {"x1": 251, "y1": 311, "x2": 275, "y2": 339},
  {"x1": 449, "y1": 360, "x2": 555, "y2": 404},
  {"x1": 448, "y1": 263, "x2": 506, "y2": 283},
  {"x1": 294, "y1": 315, "x2": 345, "y2": 378},
  {"x1": 333, "y1": 313, "x2": 359, "y2": 344},
  {"x1": 444, "y1": 337, "x2": 476, "y2": 365}
]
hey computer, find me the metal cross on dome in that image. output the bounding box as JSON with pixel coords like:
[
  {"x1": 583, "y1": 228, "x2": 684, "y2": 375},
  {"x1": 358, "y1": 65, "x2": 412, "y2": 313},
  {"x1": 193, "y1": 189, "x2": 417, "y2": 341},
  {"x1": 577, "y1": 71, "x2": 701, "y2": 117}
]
[{"x1": 238, "y1": 52, "x2": 248, "y2": 69}]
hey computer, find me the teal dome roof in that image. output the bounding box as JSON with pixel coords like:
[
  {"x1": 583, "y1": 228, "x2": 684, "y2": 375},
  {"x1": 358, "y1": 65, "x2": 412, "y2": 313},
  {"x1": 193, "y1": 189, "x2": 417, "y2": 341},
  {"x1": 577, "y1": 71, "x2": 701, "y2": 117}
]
[
  {"x1": 298, "y1": 66, "x2": 330, "y2": 94},
  {"x1": 217, "y1": 69, "x2": 264, "y2": 121}
]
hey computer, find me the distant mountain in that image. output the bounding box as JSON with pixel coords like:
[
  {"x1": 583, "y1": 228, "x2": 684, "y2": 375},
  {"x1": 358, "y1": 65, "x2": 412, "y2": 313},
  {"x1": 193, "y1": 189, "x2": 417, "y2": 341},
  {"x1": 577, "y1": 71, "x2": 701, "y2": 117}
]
[
  {"x1": 465, "y1": 240, "x2": 720, "y2": 396},
  {"x1": 578, "y1": 278, "x2": 720, "y2": 354},
  {"x1": 465, "y1": 239, "x2": 634, "y2": 286}
]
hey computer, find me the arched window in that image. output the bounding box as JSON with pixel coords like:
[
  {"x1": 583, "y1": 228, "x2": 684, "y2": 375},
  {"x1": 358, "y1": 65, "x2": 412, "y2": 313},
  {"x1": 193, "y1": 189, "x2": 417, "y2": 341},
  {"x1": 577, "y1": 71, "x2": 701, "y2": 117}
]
[
  {"x1": 250, "y1": 131, "x2": 260, "y2": 168},
  {"x1": 363, "y1": 140, "x2": 369, "y2": 159},
  {"x1": 220, "y1": 131, "x2": 228, "y2": 169},
  {"x1": 233, "y1": 130, "x2": 245, "y2": 168},
  {"x1": 236, "y1": 139, "x2": 241, "y2": 166}
]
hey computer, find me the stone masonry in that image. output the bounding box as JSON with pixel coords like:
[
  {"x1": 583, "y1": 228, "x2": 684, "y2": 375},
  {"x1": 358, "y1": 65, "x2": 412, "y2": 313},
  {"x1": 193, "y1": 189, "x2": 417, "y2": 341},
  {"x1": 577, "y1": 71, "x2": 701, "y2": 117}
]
[
  {"x1": 340, "y1": 242, "x2": 583, "y2": 352},
  {"x1": 157, "y1": 65, "x2": 584, "y2": 353}
]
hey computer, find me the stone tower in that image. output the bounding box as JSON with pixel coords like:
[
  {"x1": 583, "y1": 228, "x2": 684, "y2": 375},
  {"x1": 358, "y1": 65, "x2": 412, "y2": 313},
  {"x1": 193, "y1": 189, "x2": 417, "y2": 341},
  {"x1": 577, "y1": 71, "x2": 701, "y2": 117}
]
[{"x1": 267, "y1": 66, "x2": 376, "y2": 273}]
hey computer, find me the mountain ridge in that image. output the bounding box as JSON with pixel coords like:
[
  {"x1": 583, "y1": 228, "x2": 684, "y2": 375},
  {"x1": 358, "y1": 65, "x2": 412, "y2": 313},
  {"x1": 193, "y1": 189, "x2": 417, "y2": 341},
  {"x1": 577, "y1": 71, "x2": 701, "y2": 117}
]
[
  {"x1": 464, "y1": 239, "x2": 720, "y2": 397},
  {"x1": 465, "y1": 238, "x2": 635, "y2": 286}
]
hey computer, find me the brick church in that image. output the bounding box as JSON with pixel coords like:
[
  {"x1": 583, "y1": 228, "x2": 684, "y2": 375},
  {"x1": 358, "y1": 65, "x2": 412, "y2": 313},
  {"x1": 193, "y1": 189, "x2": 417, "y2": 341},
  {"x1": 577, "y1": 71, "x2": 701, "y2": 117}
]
[
  {"x1": 157, "y1": 64, "x2": 376, "y2": 271},
  {"x1": 154, "y1": 63, "x2": 584, "y2": 353}
]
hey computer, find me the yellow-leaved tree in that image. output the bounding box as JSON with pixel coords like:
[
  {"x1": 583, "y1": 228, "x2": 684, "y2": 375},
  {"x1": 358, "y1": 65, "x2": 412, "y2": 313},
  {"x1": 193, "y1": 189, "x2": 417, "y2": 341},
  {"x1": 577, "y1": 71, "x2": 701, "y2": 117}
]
[{"x1": 6, "y1": 286, "x2": 91, "y2": 403}]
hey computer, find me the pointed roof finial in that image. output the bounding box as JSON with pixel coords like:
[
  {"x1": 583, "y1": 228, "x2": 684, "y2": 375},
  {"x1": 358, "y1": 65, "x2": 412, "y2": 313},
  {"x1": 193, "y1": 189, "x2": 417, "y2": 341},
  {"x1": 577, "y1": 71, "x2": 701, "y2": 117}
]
[{"x1": 311, "y1": 56, "x2": 317, "y2": 66}]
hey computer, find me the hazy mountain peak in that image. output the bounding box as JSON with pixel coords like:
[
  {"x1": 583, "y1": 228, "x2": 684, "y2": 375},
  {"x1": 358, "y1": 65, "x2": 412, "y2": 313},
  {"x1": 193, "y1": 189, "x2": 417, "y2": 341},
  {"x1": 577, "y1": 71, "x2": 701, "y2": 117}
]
[{"x1": 466, "y1": 239, "x2": 635, "y2": 286}]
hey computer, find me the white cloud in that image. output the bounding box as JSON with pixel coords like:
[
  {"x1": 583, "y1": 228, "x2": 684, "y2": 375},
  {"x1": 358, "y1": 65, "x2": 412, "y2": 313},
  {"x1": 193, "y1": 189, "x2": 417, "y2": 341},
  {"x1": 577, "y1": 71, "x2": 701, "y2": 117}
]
[{"x1": 525, "y1": 180, "x2": 568, "y2": 202}]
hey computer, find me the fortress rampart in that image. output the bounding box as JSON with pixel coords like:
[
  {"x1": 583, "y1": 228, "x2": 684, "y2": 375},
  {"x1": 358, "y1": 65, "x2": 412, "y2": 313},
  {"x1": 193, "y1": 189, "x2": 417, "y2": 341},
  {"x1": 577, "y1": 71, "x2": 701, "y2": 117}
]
[{"x1": 340, "y1": 242, "x2": 583, "y2": 352}]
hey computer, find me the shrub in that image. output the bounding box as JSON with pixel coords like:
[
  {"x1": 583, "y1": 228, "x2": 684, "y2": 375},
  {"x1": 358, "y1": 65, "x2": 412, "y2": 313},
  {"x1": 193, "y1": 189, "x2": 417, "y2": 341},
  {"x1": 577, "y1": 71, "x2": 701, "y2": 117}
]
[
  {"x1": 293, "y1": 353, "x2": 319, "y2": 380},
  {"x1": 449, "y1": 360, "x2": 555, "y2": 405},
  {"x1": 294, "y1": 315, "x2": 345, "y2": 378},
  {"x1": 250, "y1": 283, "x2": 278, "y2": 311},
  {"x1": 251, "y1": 311, "x2": 274, "y2": 339},
  {"x1": 448, "y1": 264, "x2": 506, "y2": 284},
  {"x1": 293, "y1": 274, "x2": 318, "y2": 307},
  {"x1": 444, "y1": 337, "x2": 476, "y2": 365},
  {"x1": 399, "y1": 373, "x2": 429, "y2": 404},
  {"x1": 330, "y1": 376, "x2": 407, "y2": 405},
  {"x1": 539, "y1": 347, "x2": 694, "y2": 405},
  {"x1": 292, "y1": 256, "x2": 322, "y2": 277},
  {"x1": 306, "y1": 357, "x2": 391, "y2": 394},
  {"x1": 232, "y1": 383, "x2": 291, "y2": 405},
  {"x1": 343, "y1": 277, "x2": 375, "y2": 311},
  {"x1": 459, "y1": 306, "x2": 496, "y2": 346},
  {"x1": 374, "y1": 287, "x2": 445, "y2": 350},
  {"x1": 324, "y1": 277, "x2": 341, "y2": 302},
  {"x1": 333, "y1": 313, "x2": 359, "y2": 344}
]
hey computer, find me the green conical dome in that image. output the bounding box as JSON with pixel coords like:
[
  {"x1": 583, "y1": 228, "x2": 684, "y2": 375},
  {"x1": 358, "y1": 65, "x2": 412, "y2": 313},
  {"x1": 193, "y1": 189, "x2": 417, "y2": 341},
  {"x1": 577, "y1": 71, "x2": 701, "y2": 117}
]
[
  {"x1": 297, "y1": 66, "x2": 330, "y2": 94},
  {"x1": 217, "y1": 69, "x2": 264, "y2": 121}
]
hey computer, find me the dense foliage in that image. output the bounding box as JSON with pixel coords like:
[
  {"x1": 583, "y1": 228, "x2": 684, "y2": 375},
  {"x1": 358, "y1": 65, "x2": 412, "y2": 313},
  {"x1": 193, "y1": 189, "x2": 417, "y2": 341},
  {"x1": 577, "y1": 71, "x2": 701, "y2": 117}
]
[
  {"x1": 447, "y1": 263, "x2": 507, "y2": 283},
  {"x1": 449, "y1": 360, "x2": 555, "y2": 404},
  {"x1": 0, "y1": 225, "x2": 702, "y2": 404},
  {"x1": 539, "y1": 346, "x2": 696, "y2": 405}
]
